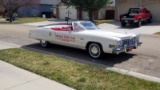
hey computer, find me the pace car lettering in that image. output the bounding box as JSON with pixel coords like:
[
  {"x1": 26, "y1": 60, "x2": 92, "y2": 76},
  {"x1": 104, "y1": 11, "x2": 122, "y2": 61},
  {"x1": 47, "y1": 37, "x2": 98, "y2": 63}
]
[{"x1": 55, "y1": 34, "x2": 75, "y2": 42}]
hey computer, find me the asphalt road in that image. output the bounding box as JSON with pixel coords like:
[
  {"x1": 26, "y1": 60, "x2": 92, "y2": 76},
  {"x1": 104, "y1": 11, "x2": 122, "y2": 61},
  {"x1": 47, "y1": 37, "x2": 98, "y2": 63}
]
[{"x1": 0, "y1": 24, "x2": 160, "y2": 78}]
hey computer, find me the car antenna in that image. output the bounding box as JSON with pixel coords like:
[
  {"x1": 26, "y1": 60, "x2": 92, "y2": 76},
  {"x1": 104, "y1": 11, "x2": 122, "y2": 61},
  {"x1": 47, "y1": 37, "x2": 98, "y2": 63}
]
[{"x1": 65, "y1": 10, "x2": 71, "y2": 25}]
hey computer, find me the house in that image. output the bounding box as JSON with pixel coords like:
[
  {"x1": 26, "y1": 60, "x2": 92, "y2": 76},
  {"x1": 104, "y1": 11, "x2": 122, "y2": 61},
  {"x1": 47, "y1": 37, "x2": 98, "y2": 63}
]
[
  {"x1": 106, "y1": 0, "x2": 115, "y2": 19},
  {"x1": 115, "y1": 0, "x2": 160, "y2": 21},
  {"x1": 53, "y1": 0, "x2": 115, "y2": 20},
  {"x1": 17, "y1": 0, "x2": 58, "y2": 17}
]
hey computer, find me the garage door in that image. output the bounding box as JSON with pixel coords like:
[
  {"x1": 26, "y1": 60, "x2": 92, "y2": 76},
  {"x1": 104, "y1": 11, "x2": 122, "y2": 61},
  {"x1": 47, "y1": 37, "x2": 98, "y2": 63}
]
[
  {"x1": 82, "y1": 11, "x2": 89, "y2": 20},
  {"x1": 117, "y1": 3, "x2": 138, "y2": 20},
  {"x1": 145, "y1": 4, "x2": 160, "y2": 21},
  {"x1": 59, "y1": 6, "x2": 77, "y2": 20}
]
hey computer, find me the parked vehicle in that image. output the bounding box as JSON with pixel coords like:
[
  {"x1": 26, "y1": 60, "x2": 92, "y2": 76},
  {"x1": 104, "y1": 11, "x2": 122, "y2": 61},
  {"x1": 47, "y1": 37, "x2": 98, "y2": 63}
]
[
  {"x1": 29, "y1": 21, "x2": 142, "y2": 59},
  {"x1": 120, "y1": 7, "x2": 152, "y2": 27}
]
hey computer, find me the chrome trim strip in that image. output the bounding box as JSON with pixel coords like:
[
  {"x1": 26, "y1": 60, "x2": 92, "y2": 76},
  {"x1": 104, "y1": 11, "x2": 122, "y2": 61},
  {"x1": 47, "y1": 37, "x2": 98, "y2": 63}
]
[{"x1": 121, "y1": 18, "x2": 134, "y2": 20}]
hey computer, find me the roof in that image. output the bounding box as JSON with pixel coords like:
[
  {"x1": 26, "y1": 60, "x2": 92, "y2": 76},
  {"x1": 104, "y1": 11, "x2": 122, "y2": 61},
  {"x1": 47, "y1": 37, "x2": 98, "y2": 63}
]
[{"x1": 40, "y1": 0, "x2": 60, "y2": 5}]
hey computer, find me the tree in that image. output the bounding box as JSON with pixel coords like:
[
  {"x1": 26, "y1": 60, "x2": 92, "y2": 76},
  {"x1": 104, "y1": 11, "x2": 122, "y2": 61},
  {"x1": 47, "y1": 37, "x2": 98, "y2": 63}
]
[
  {"x1": 0, "y1": 0, "x2": 40, "y2": 22},
  {"x1": 62, "y1": 0, "x2": 111, "y2": 21}
]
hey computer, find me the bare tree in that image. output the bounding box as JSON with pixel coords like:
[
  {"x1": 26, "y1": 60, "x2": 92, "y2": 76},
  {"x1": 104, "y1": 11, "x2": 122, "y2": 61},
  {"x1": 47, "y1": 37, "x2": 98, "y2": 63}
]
[{"x1": 0, "y1": 0, "x2": 40, "y2": 22}]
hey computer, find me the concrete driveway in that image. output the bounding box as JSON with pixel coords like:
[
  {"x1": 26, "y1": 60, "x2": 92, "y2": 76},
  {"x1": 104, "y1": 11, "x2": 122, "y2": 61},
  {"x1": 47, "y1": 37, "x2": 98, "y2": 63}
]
[{"x1": 98, "y1": 21, "x2": 160, "y2": 35}]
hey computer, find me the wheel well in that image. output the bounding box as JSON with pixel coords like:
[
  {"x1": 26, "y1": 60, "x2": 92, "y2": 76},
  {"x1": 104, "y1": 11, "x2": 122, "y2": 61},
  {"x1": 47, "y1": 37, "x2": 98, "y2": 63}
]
[
  {"x1": 138, "y1": 18, "x2": 141, "y2": 21},
  {"x1": 86, "y1": 42, "x2": 103, "y2": 51}
]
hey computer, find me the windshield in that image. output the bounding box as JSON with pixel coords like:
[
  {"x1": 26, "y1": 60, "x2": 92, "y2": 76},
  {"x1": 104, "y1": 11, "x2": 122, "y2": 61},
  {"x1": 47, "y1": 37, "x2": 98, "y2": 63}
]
[
  {"x1": 80, "y1": 21, "x2": 99, "y2": 30},
  {"x1": 129, "y1": 8, "x2": 141, "y2": 14}
]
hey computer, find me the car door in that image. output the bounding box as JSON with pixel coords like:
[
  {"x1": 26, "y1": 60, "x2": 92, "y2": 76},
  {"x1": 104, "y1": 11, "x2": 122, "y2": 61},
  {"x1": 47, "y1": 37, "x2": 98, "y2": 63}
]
[{"x1": 52, "y1": 25, "x2": 81, "y2": 48}]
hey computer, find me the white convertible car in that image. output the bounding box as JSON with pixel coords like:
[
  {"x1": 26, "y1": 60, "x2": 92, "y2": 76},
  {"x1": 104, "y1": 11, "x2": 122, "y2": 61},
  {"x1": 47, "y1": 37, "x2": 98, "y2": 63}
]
[{"x1": 29, "y1": 21, "x2": 142, "y2": 59}]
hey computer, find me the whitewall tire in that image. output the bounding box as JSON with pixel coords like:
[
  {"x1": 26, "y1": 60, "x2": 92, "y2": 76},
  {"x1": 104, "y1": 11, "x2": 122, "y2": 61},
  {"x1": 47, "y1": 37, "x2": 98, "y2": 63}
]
[
  {"x1": 40, "y1": 40, "x2": 50, "y2": 48},
  {"x1": 88, "y1": 43, "x2": 103, "y2": 59}
]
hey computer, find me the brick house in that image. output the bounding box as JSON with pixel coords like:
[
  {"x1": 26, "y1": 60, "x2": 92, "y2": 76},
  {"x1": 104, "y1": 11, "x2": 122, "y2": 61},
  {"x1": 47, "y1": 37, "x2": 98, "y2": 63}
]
[{"x1": 53, "y1": 0, "x2": 115, "y2": 20}]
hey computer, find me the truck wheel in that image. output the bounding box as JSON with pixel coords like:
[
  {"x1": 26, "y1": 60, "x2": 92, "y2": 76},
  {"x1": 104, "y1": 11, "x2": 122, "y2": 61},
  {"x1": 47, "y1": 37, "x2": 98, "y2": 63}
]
[
  {"x1": 88, "y1": 43, "x2": 104, "y2": 59},
  {"x1": 121, "y1": 22, "x2": 126, "y2": 27},
  {"x1": 40, "y1": 40, "x2": 50, "y2": 48},
  {"x1": 148, "y1": 17, "x2": 152, "y2": 23},
  {"x1": 136, "y1": 19, "x2": 142, "y2": 27}
]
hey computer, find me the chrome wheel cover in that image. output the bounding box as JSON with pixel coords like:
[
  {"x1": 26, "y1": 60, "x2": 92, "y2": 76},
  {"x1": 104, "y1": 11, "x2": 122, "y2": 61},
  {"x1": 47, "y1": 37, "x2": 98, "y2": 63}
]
[
  {"x1": 40, "y1": 40, "x2": 48, "y2": 47},
  {"x1": 89, "y1": 43, "x2": 101, "y2": 58}
]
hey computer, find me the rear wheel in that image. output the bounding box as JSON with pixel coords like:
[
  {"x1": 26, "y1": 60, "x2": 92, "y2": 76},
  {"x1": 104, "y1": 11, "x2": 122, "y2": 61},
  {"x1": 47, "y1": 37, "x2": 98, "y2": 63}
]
[
  {"x1": 88, "y1": 43, "x2": 104, "y2": 59},
  {"x1": 148, "y1": 17, "x2": 152, "y2": 23},
  {"x1": 136, "y1": 19, "x2": 142, "y2": 27},
  {"x1": 121, "y1": 22, "x2": 126, "y2": 27},
  {"x1": 40, "y1": 40, "x2": 50, "y2": 48}
]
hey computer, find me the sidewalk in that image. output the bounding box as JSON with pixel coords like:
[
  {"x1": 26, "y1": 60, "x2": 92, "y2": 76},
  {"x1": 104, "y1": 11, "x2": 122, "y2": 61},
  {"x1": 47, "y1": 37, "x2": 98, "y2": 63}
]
[{"x1": 0, "y1": 41, "x2": 75, "y2": 90}]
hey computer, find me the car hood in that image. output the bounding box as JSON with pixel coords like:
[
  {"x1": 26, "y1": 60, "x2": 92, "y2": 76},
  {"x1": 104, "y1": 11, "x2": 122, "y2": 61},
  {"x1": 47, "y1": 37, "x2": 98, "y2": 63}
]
[{"x1": 83, "y1": 30, "x2": 134, "y2": 40}]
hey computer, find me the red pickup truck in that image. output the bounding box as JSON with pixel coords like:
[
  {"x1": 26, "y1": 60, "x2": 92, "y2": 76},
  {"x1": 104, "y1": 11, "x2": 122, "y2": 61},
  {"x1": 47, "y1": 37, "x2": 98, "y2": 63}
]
[{"x1": 120, "y1": 7, "x2": 152, "y2": 27}]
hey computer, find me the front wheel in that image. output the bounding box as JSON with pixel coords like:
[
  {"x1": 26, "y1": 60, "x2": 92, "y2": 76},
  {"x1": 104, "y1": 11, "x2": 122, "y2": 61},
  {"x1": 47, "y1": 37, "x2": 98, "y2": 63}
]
[
  {"x1": 88, "y1": 43, "x2": 104, "y2": 59},
  {"x1": 121, "y1": 22, "x2": 126, "y2": 27},
  {"x1": 40, "y1": 40, "x2": 50, "y2": 48}
]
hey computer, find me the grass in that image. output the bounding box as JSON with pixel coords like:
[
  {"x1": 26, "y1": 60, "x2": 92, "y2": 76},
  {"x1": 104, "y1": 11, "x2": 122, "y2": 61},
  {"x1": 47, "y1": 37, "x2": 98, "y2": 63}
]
[
  {"x1": 0, "y1": 48, "x2": 160, "y2": 90},
  {"x1": 0, "y1": 17, "x2": 48, "y2": 24},
  {"x1": 154, "y1": 32, "x2": 160, "y2": 35},
  {"x1": 93, "y1": 20, "x2": 111, "y2": 25}
]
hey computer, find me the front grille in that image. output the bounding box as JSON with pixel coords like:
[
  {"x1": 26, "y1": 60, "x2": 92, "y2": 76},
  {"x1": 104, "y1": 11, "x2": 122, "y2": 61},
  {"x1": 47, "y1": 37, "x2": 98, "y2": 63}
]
[
  {"x1": 123, "y1": 39, "x2": 134, "y2": 47},
  {"x1": 123, "y1": 39, "x2": 130, "y2": 46}
]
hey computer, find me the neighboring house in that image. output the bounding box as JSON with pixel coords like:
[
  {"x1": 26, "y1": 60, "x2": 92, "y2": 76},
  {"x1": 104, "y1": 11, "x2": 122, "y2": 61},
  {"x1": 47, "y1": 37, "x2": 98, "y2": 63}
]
[
  {"x1": 18, "y1": 0, "x2": 58, "y2": 17},
  {"x1": 115, "y1": 0, "x2": 160, "y2": 21},
  {"x1": 106, "y1": 0, "x2": 115, "y2": 19},
  {"x1": 53, "y1": 0, "x2": 115, "y2": 20}
]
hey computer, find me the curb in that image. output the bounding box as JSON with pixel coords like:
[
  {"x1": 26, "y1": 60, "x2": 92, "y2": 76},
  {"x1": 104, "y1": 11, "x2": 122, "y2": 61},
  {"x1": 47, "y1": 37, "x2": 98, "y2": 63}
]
[{"x1": 106, "y1": 67, "x2": 160, "y2": 83}]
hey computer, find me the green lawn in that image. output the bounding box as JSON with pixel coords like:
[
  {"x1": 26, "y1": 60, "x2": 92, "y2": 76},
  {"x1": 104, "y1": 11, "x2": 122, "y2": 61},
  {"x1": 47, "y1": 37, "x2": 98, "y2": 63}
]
[
  {"x1": 0, "y1": 48, "x2": 160, "y2": 90},
  {"x1": 93, "y1": 20, "x2": 112, "y2": 25},
  {"x1": 154, "y1": 32, "x2": 160, "y2": 35},
  {"x1": 0, "y1": 17, "x2": 48, "y2": 24}
]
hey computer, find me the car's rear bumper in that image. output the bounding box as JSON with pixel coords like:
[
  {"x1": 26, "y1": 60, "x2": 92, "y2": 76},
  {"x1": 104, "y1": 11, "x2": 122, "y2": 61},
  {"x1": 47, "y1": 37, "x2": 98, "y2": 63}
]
[
  {"x1": 112, "y1": 42, "x2": 142, "y2": 54},
  {"x1": 121, "y1": 18, "x2": 138, "y2": 23}
]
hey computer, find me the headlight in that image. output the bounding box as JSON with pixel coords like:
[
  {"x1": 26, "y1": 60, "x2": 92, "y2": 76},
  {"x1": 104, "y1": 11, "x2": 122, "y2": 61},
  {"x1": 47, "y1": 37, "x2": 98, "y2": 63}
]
[
  {"x1": 117, "y1": 41, "x2": 123, "y2": 48},
  {"x1": 131, "y1": 37, "x2": 136, "y2": 45}
]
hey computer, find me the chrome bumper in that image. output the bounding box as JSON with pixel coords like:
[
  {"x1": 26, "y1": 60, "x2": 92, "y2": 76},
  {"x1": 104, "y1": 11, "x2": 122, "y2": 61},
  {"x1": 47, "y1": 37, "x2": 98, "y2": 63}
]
[
  {"x1": 121, "y1": 18, "x2": 138, "y2": 23},
  {"x1": 112, "y1": 42, "x2": 142, "y2": 55}
]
